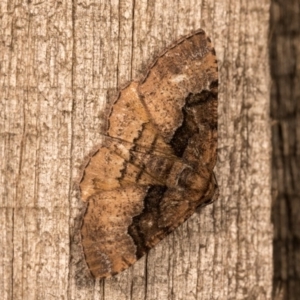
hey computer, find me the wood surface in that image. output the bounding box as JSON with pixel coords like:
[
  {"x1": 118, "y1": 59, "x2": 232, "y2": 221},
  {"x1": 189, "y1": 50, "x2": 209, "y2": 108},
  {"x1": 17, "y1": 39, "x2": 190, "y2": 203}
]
[
  {"x1": 0, "y1": 0, "x2": 272, "y2": 299},
  {"x1": 271, "y1": 0, "x2": 300, "y2": 299}
]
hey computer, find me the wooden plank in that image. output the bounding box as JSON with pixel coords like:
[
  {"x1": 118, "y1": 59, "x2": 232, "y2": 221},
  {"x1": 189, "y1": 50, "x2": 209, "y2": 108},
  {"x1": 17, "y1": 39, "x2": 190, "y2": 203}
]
[
  {"x1": 271, "y1": 0, "x2": 300, "y2": 299},
  {"x1": 0, "y1": 0, "x2": 73, "y2": 299},
  {"x1": 0, "y1": 0, "x2": 272, "y2": 299}
]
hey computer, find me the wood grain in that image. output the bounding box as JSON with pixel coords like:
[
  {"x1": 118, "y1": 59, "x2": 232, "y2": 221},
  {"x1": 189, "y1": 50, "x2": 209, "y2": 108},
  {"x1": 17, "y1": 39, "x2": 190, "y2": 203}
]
[
  {"x1": 0, "y1": 0, "x2": 272, "y2": 299},
  {"x1": 271, "y1": 0, "x2": 300, "y2": 299}
]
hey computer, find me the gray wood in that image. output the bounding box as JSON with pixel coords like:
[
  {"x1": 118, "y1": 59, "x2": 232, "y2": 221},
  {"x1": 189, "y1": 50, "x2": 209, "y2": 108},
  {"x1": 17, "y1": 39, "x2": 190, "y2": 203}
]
[{"x1": 0, "y1": 0, "x2": 272, "y2": 299}]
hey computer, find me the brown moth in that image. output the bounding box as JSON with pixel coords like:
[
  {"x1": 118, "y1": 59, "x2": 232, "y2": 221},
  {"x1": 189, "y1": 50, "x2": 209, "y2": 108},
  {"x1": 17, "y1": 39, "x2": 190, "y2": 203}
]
[{"x1": 80, "y1": 29, "x2": 218, "y2": 279}]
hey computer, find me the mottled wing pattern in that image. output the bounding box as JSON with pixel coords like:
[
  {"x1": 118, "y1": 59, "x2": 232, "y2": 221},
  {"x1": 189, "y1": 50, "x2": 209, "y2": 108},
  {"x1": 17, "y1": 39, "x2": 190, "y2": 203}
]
[{"x1": 80, "y1": 29, "x2": 218, "y2": 278}]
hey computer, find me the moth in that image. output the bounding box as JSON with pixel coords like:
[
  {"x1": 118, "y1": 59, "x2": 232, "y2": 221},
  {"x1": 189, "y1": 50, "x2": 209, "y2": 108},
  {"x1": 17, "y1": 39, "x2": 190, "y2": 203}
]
[{"x1": 79, "y1": 29, "x2": 218, "y2": 278}]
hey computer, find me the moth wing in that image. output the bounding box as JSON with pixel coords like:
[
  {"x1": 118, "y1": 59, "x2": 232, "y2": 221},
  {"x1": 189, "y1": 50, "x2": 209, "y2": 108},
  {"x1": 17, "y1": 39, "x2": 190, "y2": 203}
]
[
  {"x1": 108, "y1": 81, "x2": 174, "y2": 156},
  {"x1": 139, "y1": 30, "x2": 218, "y2": 172},
  {"x1": 80, "y1": 139, "x2": 167, "y2": 202},
  {"x1": 81, "y1": 187, "x2": 146, "y2": 278}
]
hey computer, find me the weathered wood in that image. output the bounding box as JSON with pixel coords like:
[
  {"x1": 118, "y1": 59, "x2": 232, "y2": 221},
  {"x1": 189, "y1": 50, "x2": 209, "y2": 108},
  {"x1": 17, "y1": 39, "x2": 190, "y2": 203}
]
[
  {"x1": 0, "y1": 0, "x2": 272, "y2": 299},
  {"x1": 270, "y1": 0, "x2": 300, "y2": 299}
]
